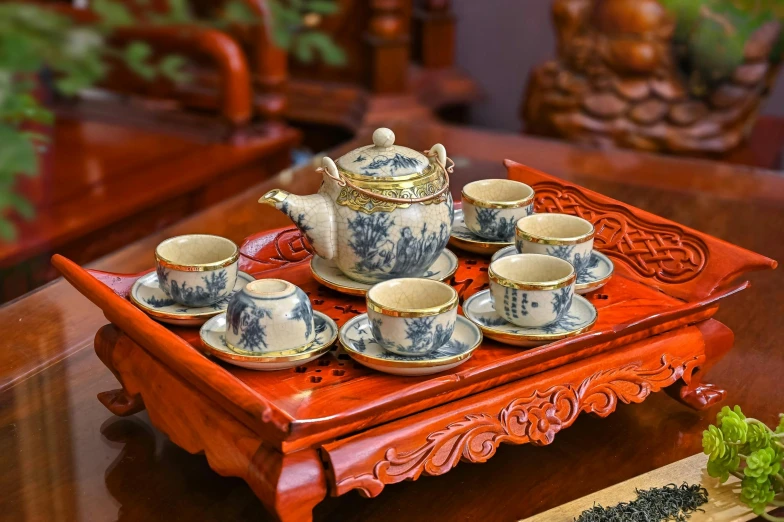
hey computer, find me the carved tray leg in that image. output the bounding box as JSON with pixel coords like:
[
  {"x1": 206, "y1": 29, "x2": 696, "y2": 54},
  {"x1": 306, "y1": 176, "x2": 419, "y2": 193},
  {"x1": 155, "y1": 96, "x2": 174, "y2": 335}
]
[
  {"x1": 95, "y1": 325, "x2": 145, "y2": 416},
  {"x1": 249, "y1": 446, "x2": 327, "y2": 522},
  {"x1": 666, "y1": 320, "x2": 733, "y2": 410}
]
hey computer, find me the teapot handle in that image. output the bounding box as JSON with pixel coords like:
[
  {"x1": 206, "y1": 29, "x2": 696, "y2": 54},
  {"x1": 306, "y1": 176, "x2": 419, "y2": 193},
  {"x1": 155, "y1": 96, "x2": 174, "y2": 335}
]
[{"x1": 317, "y1": 152, "x2": 454, "y2": 204}]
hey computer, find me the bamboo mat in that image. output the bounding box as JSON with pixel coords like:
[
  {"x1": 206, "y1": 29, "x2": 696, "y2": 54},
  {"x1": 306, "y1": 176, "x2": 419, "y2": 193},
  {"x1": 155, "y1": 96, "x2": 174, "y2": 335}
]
[{"x1": 522, "y1": 453, "x2": 776, "y2": 522}]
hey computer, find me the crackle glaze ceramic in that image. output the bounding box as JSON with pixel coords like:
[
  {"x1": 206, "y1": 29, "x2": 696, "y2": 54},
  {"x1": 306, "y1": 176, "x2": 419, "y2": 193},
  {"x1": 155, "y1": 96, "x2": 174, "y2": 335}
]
[
  {"x1": 310, "y1": 248, "x2": 458, "y2": 296},
  {"x1": 131, "y1": 271, "x2": 254, "y2": 326},
  {"x1": 493, "y1": 245, "x2": 614, "y2": 294},
  {"x1": 366, "y1": 278, "x2": 458, "y2": 356},
  {"x1": 515, "y1": 214, "x2": 595, "y2": 279},
  {"x1": 155, "y1": 234, "x2": 240, "y2": 307},
  {"x1": 200, "y1": 311, "x2": 337, "y2": 370},
  {"x1": 339, "y1": 313, "x2": 482, "y2": 376},
  {"x1": 488, "y1": 254, "x2": 576, "y2": 328},
  {"x1": 259, "y1": 128, "x2": 453, "y2": 284},
  {"x1": 225, "y1": 279, "x2": 315, "y2": 355},
  {"x1": 461, "y1": 179, "x2": 534, "y2": 241},
  {"x1": 448, "y1": 208, "x2": 512, "y2": 255},
  {"x1": 464, "y1": 289, "x2": 596, "y2": 347}
]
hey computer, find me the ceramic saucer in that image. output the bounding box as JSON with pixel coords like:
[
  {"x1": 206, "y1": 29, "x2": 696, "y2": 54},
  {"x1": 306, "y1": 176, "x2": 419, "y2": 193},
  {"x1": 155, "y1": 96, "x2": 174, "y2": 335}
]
[
  {"x1": 339, "y1": 313, "x2": 482, "y2": 376},
  {"x1": 199, "y1": 311, "x2": 337, "y2": 370},
  {"x1": 463, "y1": 289, "x2": 597, "y2": 347},
  {"x1": 130, "y1": 271, "x2": 254, "y2": 326},
  {"x1": 448, "y1": 208, "x2": 512, "y2": 255},
  {"x1": 492, "y1": 246, "x2": 614, "y2": 294},
  {"x1": 310, "y1": 248, "x2": 459, "y2": 296}
]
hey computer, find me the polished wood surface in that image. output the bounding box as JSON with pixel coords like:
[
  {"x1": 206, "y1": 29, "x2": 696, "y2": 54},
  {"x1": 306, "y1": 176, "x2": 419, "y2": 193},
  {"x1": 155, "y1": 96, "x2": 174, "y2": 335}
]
[
  {"x1": 1, "y1": 122, "x2": 783, "y2": 521},
  {"x1": 0, "y1": 117, "x2": 299, "y2": 303}
]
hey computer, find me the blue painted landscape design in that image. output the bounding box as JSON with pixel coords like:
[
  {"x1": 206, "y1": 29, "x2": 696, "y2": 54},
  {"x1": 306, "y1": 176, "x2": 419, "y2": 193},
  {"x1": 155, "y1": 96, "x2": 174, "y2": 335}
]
[
  {"x1": 475, "y1": 208, "x2": 516, "y2": 241},
  {"x1": 154, "y1": 266, "x2": 229, "y2": 308},
  {"x1": 360, "y1": 153, "x2": 421, "y2": 176},
  {"x1": 371, "y1": 316, "x2": 455, "y2": 354},
  {"x1": 226, "y1": 293, "x2": 274, "y2": 351},
  {"x1": 352, "y1": 321, "x2": 469, "y2": 361},
  {"x1": 347, "y1": 212, "x2": 448, "y2": 277}
]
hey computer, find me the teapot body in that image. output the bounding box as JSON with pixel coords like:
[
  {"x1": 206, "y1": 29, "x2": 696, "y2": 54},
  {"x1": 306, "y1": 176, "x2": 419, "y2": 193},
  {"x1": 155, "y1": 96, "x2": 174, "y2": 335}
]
[{"x1": 323, "y1": 179, "x2": 453, "y2": 284}]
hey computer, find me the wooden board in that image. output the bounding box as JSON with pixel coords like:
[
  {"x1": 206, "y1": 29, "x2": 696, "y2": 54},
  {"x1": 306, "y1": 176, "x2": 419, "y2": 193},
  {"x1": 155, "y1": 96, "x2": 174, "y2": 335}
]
[{"x1": 523, "y1": 453, "x2": 777, "y2": 522}]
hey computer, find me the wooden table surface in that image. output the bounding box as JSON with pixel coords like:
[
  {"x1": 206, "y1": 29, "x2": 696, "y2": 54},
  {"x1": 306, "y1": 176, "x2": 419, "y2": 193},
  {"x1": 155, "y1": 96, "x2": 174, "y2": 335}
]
[{"x1": 1, "y1": 122, "x2": 782, "y2": 522}]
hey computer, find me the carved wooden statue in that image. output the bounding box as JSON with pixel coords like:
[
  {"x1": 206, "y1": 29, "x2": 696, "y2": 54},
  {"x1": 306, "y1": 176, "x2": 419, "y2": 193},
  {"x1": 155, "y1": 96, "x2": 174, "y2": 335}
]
[{"x1": 523, "y1": 0, "x2": 782, "y2": 155}]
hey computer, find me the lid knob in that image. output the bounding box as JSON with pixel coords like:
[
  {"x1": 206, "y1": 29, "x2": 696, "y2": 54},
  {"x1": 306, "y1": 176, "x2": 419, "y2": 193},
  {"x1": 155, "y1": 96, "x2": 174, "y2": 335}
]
[{"x1": 372, "y1": 128, "x2": 395, "y2": 148}]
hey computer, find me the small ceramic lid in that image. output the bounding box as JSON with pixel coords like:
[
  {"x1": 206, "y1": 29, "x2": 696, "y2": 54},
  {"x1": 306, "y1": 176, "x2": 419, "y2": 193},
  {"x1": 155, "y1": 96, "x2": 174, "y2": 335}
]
[{"x1": 336, "y1": 128, "x2": 430, "y2": 178}]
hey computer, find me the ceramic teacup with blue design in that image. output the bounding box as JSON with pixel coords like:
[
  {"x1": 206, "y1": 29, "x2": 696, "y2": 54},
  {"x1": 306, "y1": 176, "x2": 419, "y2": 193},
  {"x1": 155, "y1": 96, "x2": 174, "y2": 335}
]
[
  {"x1": 366, "y1": 278, "x2": 459, "y2": 356},
  {"x1": 488, "y1": 254, "x2": 575, "y2": 327},
  {"x1": 461, "y1": 179, "x2": 535, "y2": 241},
  {"x1": 155, "y1": 234, "x2": 240, "y2": 307},
  {"x1": 515, "y1": 214, "x2": 595, "y2": 276},
  {"x1": 225, "y1": 279, "x2": 315, "y2": 355}
]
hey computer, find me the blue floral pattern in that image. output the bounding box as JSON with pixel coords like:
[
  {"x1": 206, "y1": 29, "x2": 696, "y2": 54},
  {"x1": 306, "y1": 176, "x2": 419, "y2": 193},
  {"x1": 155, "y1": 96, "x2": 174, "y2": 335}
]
[
  {"x1": 371, "y1": 316, "x2": 456, "y2": 354},
  {"x1": 158, "y1": 268, "x2": 230, "y2": 308},
  {"x1": 475, "y1": 208, "x2": 516, "y2": 241},
  {"x1": 361, "y1": 153, "x2": 422, "y2": 176},
  {"x1": 347, "y1": 212, "x2": 449, "y2": 278},
  {"x1": 226, "y1": 293, "x2": 274, "y2": 352}
]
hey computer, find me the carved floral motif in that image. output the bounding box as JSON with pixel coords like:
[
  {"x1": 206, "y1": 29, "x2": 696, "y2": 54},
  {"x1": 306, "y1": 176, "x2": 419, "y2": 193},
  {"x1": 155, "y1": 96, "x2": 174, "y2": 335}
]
[
  {"x1": 533, "y1": 182, "x2": 708, "y2": 284},
  {"x1": 336, "y1": 354, "x2": 702, "y2": 497}
]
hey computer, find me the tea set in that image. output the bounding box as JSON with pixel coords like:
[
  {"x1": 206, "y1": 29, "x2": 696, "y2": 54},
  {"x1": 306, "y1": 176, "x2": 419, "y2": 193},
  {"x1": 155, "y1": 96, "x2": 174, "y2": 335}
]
[{"x1": 128, "y1": 128, "x2": 612, "y2": 375}]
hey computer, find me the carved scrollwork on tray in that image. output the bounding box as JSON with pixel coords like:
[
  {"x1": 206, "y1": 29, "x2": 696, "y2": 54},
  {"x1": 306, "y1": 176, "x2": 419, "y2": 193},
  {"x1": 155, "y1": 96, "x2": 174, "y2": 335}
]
[
  {"x1": 336, "y1": 354, "x2": 702, "y2": 497},
  {"x1": 239, "y1": 228, "x2": 312, "y2": 272},
  {"x1": 532, "y1": 182, "x2": 708, "y2": 284}
]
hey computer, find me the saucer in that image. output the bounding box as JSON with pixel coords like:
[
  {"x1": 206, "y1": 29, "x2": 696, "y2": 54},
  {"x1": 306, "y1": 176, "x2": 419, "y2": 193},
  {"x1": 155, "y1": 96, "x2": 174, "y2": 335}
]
[
  {"x1": 463, "y1": 289, "x2": 597, "y2": 347},
  {"x1": 492, "y1": 246, "x2": 614, "y2": 294},
  {"x1": 448, "y1": 209, "x2": 513, "y2": 255},
  {"x1": 199, "y1": 311, "x2": 337, "y2": 370},
  {"x1": 339, "y1": 313, "x2": 482, "y2": 376},
  {"x1": 130, "y1": 271, "x2": 254, "y2": 325},
  {"x1": 311, "y1": 248, "x2": 459, "y2": 296}
]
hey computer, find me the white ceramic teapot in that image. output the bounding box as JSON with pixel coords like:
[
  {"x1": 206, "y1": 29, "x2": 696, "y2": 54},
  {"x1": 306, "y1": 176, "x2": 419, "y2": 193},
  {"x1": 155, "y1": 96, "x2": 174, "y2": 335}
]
[{"x1": 258, "y1": 128, "x2": 454, "y2": 284}]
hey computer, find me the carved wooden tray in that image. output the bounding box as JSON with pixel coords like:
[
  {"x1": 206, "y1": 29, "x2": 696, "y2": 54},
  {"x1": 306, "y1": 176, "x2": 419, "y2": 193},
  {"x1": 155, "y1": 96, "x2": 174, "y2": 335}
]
[{"x1": 53, "y1": 161, "x2": 776, "y2": 522}]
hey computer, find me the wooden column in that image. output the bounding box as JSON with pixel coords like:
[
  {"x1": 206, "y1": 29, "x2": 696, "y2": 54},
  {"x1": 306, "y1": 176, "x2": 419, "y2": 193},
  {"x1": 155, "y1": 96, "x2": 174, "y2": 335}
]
[
  {"x1": 366, "y1": 0, "x2": 411, "y2": 93},
  {"x1": 412, "y1": 0, "x2": 455, "y2": 69}
]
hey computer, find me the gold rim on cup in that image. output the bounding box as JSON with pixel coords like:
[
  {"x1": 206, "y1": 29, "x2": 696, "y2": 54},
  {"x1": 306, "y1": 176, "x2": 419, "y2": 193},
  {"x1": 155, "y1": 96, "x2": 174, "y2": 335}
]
[
  {"x1": 155, "y1": 234, "x2": 240, "y2": 272},
  {"x1": 488, "y1": 254, "x2": 576, "y2": 291},
  {"x1": 461, "y1": 180, "x2": 535, "y2": 209},
  {"x1": 514, "y1": 214, "x2": 595, "y2": 246},
  {"x1": 366, "y1": 279, "x2": 459, "y2": 318}
]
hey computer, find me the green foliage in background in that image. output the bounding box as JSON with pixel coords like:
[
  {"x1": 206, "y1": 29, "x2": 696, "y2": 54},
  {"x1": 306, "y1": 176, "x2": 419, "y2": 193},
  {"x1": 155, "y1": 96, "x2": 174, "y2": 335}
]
[
  {"x1": 660, "y1": 0, "x2": 784, "y2": 94},
  {"x1": 702, "y1": 405, "x2": 784, "y2": 520},
  {"x1": 0, "y1": 0, "x2": 343, "y2": 241}
]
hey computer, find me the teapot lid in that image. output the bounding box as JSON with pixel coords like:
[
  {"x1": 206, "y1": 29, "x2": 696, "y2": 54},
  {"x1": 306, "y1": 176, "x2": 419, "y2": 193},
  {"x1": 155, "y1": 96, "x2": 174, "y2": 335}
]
[{"x1": 336, "y1": 128, "x2": 429, "y2": 178}]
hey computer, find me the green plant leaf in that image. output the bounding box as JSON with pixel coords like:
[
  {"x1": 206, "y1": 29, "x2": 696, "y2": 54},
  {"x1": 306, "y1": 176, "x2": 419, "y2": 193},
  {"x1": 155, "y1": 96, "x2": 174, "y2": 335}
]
[
  {"x1": 158, "y1": 54, "x2": 190, "y2": 83},
  {"x1": 223, "y1": 0, "x2": 260, "y2": 24},
  {"x1": 303, "y1": 0, "x2": 339, "y2": 15},
  {"x1": 0, "y1": 217, "x2": 17, "y2": 242},
  {"x1": 0, "y1": 124, "x2": 38, "y2": 177},
  {"x1": 296, "y1": 31, "x2": 345, "y2": 65},
  {"x1": 166, "y1": 0, "x2": 194, "y2": 23},
  {"x1": 91, "y1": 0, "x2": 136, "y2": 27},
  {"x1": 122, "y1": 41, "x2": 156, "y2": 80},
  {"x1": 7, "y1": 192, "x2": 35, "y2": 220}
]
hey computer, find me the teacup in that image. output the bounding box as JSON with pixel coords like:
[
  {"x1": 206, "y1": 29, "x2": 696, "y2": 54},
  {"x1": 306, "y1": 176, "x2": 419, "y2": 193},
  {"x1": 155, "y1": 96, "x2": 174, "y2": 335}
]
[
  {"x1": 155, "y1": 234, "x2": 239, "y2": 307},
  {"x1": 462, "y1": 179, "x2": 535, "y2": 241},
  {"x1": 488, "y1": 254, "x2": 575, "y2": 327},
  {"x1": 515, "y1": 214, "x2": 595, "y2": 275},
  {"x1": 366, "y1": 278, "x2": 458, "y2": 356},
  {"x1": 225, "y1": 279, "x2": 315, "y2": 355}
]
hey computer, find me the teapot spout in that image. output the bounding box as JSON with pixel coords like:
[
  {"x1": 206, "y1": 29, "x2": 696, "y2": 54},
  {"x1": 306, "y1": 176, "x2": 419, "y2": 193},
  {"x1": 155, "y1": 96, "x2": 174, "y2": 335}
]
[{"x1": 258, "y1": 189, "x2": 336, "y2": 260}]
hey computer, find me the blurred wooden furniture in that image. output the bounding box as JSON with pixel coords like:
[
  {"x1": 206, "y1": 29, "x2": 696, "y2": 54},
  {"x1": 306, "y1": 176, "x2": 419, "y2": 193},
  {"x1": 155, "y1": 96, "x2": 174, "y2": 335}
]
[
  {"x1": 286, "y1": 0, "x2": 480, "y2": 133},
  {"x1": 523, "y1": 0, "x2": 782, "y2": 157},
  {"x1": 43, "y1": 0, "x2": 287, "y2": 134},
  {"x1": 2, "y1": 122, "x2": 783, "y2": 521},
  {"x1": 0, "y1": 117, "x2": 299, "y2": 303}
]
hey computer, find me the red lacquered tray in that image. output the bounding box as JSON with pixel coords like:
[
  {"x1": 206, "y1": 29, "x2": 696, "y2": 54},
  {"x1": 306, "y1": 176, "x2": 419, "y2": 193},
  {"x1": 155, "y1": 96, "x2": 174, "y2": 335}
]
[{"x1": 53, "y1": 161, "x2": 776, "y2": 522}]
